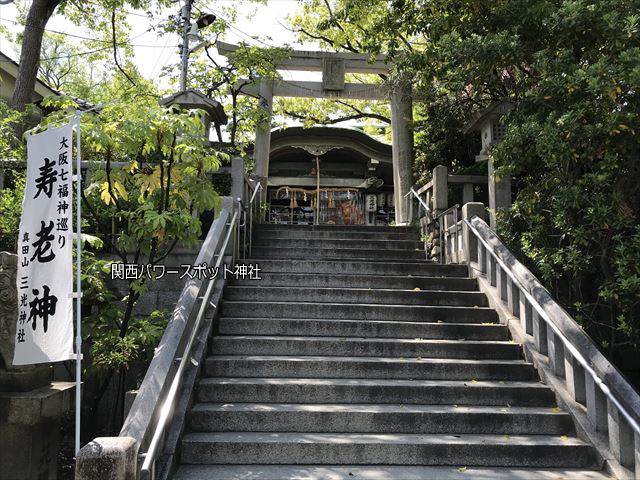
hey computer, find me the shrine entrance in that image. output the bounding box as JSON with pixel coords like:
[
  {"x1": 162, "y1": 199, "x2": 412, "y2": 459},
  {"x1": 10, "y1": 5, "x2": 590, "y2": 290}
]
[
  {"x1": 264, "y1": 126, "x2": 395, "y2": 225},
  {"x1": 216, "y1": 42, "x2": 415, "y2": 225}
]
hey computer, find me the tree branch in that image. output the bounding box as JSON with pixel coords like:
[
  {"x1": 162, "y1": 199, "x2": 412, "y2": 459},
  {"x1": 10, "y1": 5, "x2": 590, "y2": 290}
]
[
  {"x1": 296, "y1": 27, "x2": 360, "y2": 53},
  {"x1": 80, "y1": 188, "x2": 127, "y2": 262},
  {"x1": 284, "y1": 109, "x2": 390, "y2": 125},
  {"x1": 111, "y1": 9, "x2": 136, "y2": 86}
]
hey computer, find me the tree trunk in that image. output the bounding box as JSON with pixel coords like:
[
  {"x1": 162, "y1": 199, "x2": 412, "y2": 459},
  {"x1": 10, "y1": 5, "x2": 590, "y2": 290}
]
[{"x1": 11, "y1": 0, "x2": 62, "y2": 112}]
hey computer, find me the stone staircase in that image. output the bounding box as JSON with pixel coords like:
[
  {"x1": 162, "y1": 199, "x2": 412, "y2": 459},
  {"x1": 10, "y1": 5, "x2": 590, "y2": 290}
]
[{"x1": 172, "y1": 224, "x2": 610, "y2": 480}]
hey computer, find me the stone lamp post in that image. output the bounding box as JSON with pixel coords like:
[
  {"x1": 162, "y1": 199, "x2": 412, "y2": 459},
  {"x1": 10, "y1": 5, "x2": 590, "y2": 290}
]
[
  {"x1": 159, "y1": 89, "x2": 228, "y2": 142},
  {"x1": 463, "y1": 101, "x2": 513, "y2": 228},
  {"x1": 0, "y1": 252, "x2": 74, "y2": 480}
]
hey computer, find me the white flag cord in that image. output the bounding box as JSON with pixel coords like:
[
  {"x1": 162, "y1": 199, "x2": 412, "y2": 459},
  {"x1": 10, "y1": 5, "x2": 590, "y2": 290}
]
[{"x1": 75, "y1": 112, "x2": 82, "y2": 455}]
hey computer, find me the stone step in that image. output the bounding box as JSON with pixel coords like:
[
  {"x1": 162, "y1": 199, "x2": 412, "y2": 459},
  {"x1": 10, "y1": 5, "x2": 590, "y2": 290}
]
[
  {"x1": 172, "y1": 465, "x2": 611, "y2": 480},
  {"x1": 204, "y1": 355, "x2": 538, "y2": 381},
  {"x1": 230, "y1": 273, "x2": 478, "y2": 290},
  {"x1": 217, "y1": 318, "x2": 509, "y2": 340},
  {"x1": 240, "y1": 259, "x2": 468, "y2": 276},
  {"x1": 197, "y1": 377, "x2": 558, "y2": 407},
  {"x1": 223, "y1": 286, "x2": 487, "y2": 307},
  {"x1": 255, "y1": 229, "x2": 420, "y2": 240},
  {"x1": 220, "y1": 302, "x2": 498, "y2": 323},
  {"x1": 180, "y1": 432, "x2": 597, "y2": 468},
  {"x1": 210, "y1": 336, "x2": 520, "y2": 360},
  {"x1": 188, "y1": 403, "x2": 573, "y2": 435},
  {"x1": 252, "y1": 238, "x2": 423, "y2": 250},
  {"x1": 251, "y1": 246, "x2": 426, "y2": 260},
  {"x1": 254, "y1": 224, "x2": 417, "y2": 234}
]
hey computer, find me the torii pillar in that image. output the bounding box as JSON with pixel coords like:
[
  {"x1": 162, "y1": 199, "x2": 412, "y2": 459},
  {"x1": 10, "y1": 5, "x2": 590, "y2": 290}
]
[
  {"x1": 391, "y1": 80, "x2": 414, "y2": 225},
  {"x1": 253, "y1": 79, "x2": 274, "y2": 202}
]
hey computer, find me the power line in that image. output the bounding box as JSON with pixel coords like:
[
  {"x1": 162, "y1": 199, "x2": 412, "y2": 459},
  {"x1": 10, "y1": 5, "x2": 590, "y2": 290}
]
[
  {"x1": 0, "y1": 17, "x2": 170, "y2": 48},
  {"x1": 148, "y1": 31, "x2": 176, "y2": 81},
  {"x1": 82, "y1": 0, "x2": 155, "y2": 19},
  {"x1": 196, "y1": 3, "x2": 277, "y2": 49}
]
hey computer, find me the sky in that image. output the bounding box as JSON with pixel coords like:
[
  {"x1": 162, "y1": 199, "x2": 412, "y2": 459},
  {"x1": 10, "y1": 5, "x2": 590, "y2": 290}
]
[{"x1": 0, "y1": 0, "x2": 321, "y2": 90}]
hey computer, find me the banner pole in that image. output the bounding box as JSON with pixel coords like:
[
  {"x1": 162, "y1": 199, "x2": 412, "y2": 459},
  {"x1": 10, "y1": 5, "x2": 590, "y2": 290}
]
[{"x1": 75, "y1": 112, "x2": 82, "y2": 455}]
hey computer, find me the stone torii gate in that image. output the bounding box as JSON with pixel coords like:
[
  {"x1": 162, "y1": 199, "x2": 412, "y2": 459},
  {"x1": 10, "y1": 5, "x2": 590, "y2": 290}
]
[{"x1": 216, "y1": 41, "x2": 414, "y2": 224}]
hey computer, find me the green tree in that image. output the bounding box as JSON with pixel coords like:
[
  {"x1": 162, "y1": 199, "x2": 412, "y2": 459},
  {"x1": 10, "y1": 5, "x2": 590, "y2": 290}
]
[
  {"x1": 291, "y1": 0, "x2": 640, "y2": 363},
  {"x1": 360, "y1": 0, "x2": 640, "y2": 358},
  {"x1": 188, "y1": 42, "x2": 290, "y2": 154},
  {"x1": 287, "y1": 0, "x2": 480, "y2": 178},
  {"x1": 10, "y1": 0, "x2": 171, "y2": 111},
  {"x1": 0, "y1": 101, "x2": 30, "y2": 252},
  {"x1": 39, "y1": 94, "x2": 226, "y2": 429}
]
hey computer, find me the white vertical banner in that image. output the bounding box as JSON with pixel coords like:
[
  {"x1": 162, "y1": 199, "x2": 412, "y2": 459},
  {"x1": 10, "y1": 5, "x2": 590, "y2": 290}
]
[{"x1": 13, "y1": 122, "x2": 75, "y2": 365}]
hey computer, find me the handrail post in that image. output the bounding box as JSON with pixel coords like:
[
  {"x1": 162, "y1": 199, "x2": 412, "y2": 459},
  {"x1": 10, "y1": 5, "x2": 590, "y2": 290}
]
[
  {"x1": 608, "y1": 401, "x2": 636, "y2": 469},
  {"x1": 462, "y1": 202, "x2": 485, "y2": 266},
  {"x1": 231, "y1": 157, "x2": 244, "y2": 202},
  {"x1": 438, "y1": 216, "x2": 444, "y2": 264},
  {"x1": 454, "y1": 208, "x2": 459, "y2": 264},
  {"x1": 409, "y1": 195, "x2": 414, "y2": 224},
  {"x1": 249, "y1": 195, "x2": 253, "y2": 257},
  {"x1": 487, "y1": 157, "x2": 511, "y2": 228},
  {"x1": 432, "y1": 165, "x2": 448, "y2": 217}
]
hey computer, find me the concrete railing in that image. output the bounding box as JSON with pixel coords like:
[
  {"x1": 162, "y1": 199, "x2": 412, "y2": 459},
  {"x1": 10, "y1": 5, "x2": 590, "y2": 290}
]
[
  {"x1": 408, "y1": 165, "x2": 487, "y2": 261},
  {"x1": 75, "y1": 197, "x2": 240, "y2": 480},
  {"x1": 461, "y1": 209, "x2": 640, "y2": 479},
  {"x1": 407, "y1": 165, "x2": 487, "y2": 225}
]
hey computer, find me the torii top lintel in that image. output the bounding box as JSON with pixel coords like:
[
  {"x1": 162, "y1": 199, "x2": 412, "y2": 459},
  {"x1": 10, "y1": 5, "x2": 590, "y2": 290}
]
[{"x1": 216, "y1": 41, "x2": 389, "y2": 75}]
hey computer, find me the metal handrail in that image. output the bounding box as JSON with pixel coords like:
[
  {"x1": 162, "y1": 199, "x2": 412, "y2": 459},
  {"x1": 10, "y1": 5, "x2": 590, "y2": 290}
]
[
  {"x1": 249, "y1": 180, "x2": 262, "y2": 204},
  {"x1": 464, "y1": 217, "x2": 640, "y2": 438},
  {"x1": 239, "y1": 180, "x2": 262, "y2": 258},
  {"x1": 436, "y1": 204, "x2": 460, "y2": 264},
  {"x1": 404, "y1": 186, "x2": 431, "y2": 224},
  {"x1": 435, "y1": 203, "x2": 459, "y2": 220},
  {"x1": 408, "y1": 186, "x2": 430, "y2": 213},
  {"x1": 139, "y1": 210, "x2": 240, "y2": 480}
]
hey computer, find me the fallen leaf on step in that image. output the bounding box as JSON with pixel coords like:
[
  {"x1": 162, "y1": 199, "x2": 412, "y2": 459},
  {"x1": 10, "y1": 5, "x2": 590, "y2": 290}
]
[
  {"x1": 504, "y1": 435, "x2": 510, "y2": 440},
  {"x1": 470, "y1": 379, "x2": 478, "y2": 384},
  {"x1": 500, "y1": 408, "x2": 508, "y2": 412},
  {"x1": 339, "y1": 337, "x2": 347, "y2": 342},
  {"x1": 457, "y1": 467, "x2": 467, "y2": 472},
  {"x1": 560, "y1": 435, "x2": 568, "y2": 442},
  {"x1": 414, "y1": 287, "x2": 421, "y2": 291},
  {"x1": 549, "y1": 407, "x2": 562, "y2": 413},
  {"x1": 481, "y1": 322, "x2": 493, "y2": 326},
  {"x1": 437, "y1": 320, "x2": 444, "y2": 323},
  {"x1": 499, "y1": 381, "x2": 505, "y2": 384},
  {"x1": 473, "y1": 305, "x2": 479, "y2": 308}
]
